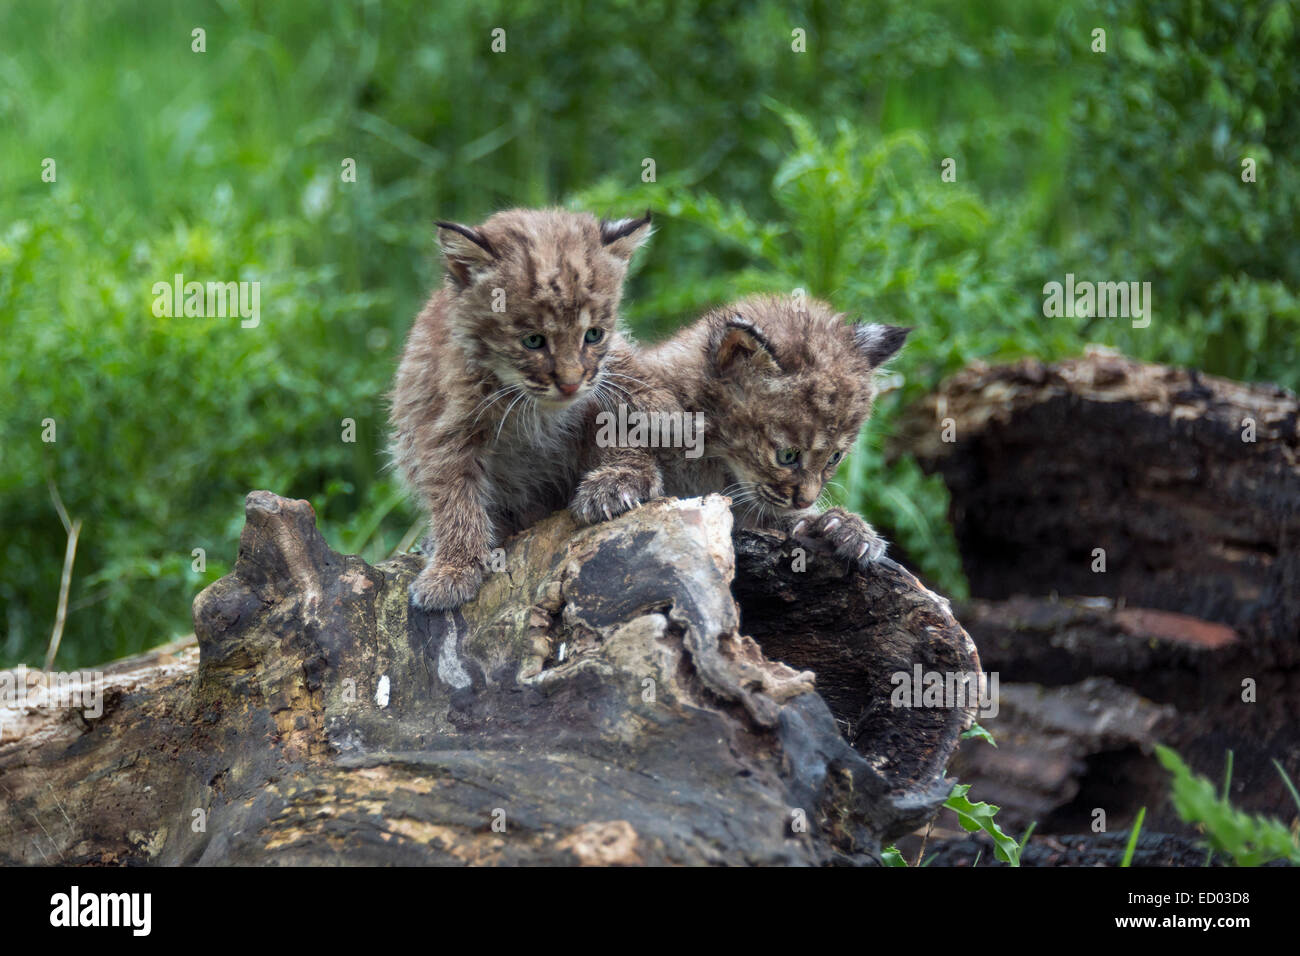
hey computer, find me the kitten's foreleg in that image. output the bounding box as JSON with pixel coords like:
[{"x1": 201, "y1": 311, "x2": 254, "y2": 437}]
[
  {"x1": 571, "y1": 445, "x2": 663, "y2": 524},
  {"x1": 409, "y1": 446, "x2": 495, "y2": 610},
  {"x1": 571, "y1": 357, "x2": 667, "y2": 524},
  {"x1": 788, "y1": 506, "x2": 889, "y2": 567}
]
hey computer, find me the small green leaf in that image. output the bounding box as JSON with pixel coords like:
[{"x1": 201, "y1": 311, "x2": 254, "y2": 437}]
[
  {"x1": 945, "y1": 784, "x2": 1021, "y2": 865},
  {"x1": 880, "y1": 845, "x2": 908, "y2": 867},
  {"x1": 961, "y1": 722, "x2": 997, "y2": 747}
]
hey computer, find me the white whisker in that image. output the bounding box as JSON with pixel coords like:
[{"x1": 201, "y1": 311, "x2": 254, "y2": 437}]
[
  {"x1": 495, "y1": 389, "x2": 531, "y2": 441},
  {"x1": 597, "y1": 380, "x2": 636, "y2": 407},
  {"x1": 470, "y1": 383, "x2": 523, "y2": 425},
  {"x1": 600, "y1": 371, "x2": 653, "y2": 390}
]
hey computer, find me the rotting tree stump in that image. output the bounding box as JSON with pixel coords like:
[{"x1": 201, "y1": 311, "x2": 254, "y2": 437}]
[
  {"x1": 897, "y1": 348, "x2": 1299, "y2": 661},
  {"x1": 895, "y1": 349, "x2": 1300, "y2": 835},
  {"x1": 949, "y1": 595, "x2": 1300, "y2": 834},
  {"x1": 0, "y1": 491, "x2": 979, "y2": 866}
]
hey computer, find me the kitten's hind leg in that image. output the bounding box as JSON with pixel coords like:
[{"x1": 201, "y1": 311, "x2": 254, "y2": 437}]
[{"x1": 411, "y1": 559, "x2": 485, "y2": 611}]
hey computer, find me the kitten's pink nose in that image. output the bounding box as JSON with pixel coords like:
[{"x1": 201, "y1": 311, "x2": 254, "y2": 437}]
[{"x1": 556, "y1": 382, "x2": 580, "y2": 396}]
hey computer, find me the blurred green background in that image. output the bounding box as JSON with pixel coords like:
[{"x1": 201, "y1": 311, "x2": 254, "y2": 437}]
[{"x1": 2, "y1": 0, "x2": 1296, "y2": 668}]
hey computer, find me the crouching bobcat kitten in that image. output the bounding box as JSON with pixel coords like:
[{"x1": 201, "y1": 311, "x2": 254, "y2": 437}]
[
  {"x1": 641, "y1": 293, "x2": 909, "y2": 566},
  {"x1": 389, "y1": 208, "x2": 659, "y2": 610}
]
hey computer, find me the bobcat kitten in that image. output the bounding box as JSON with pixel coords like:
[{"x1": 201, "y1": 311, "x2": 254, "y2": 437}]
[
  {"x1": 389, "y1": 208, "x2": 658, "y2": 610},
  {"x1": 641, "y1": 293, "x2": 909, "y2": 565}
]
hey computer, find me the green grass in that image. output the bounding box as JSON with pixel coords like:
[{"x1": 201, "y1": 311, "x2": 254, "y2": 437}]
[
  {"x1": 2, "y1": 0, "x2": 1297, "y2": 666},
  {"x1": 1120, "y1": 807, "x2": 1147, "y2": 867}
]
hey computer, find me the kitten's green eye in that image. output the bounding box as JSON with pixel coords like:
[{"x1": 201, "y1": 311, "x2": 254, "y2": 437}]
[
  {"x1": 776, "y1": 448, "x2": 800, "y2": 467},
  {"x1": 521, "y1": 333, "x2": 546, "y2": 350},
  {"x1": 583, "y1": 327, "x2": 605, "y2": 344},
  {"x1": 828, "y1": 450, "x2": 844, "y2": 466}
]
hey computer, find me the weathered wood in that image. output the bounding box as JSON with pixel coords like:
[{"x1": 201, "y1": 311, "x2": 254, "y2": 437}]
[
  {"x1": 898, "y1": 348, "x2": 1300, "y2": 664},
  {"x1": 0, "y1": 491, "x2": 979, "y2": 866},
  {"x1": 953, "y1": 595, "x2": 1300, "y2": 834},
  {"x1": 948, "y1": 673, "x2": 1174, "y2": 834},
  {"x1": 732, "y1": 537, "x2": 981, "y2": 800},
  {"x1": 895, "y1": 350, "x2": 1300, "y2": 839}
]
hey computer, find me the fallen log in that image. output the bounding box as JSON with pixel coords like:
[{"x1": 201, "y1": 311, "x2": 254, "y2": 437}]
[
  {"x1": 895, "y1": 350, "x2": 1300, "y2": 835},
  {"x1": 953, "y1": 595, "x2": 1300, "y2": 833},
  {"x1": 946, "y1": 673, "x2": 1174, "y2": 834},
  {"x1": 897, "y1": 348, "x2": 1300, "y2": 664},
  {"x1": 0, "y1": 491, "x2": 979, "y2": 866}
]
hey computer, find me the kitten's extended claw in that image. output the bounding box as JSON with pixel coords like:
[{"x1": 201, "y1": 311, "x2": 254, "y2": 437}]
[
  {"x1": 798, "y1": 506, "x2": 888, "y2": 568},
  {"x1": 792, "y1": 519, "x2": 808, "y2": 535},
  {"x1": 570, "y1": 463, "x2": 663, "y2": 526},
  {"x1": 410, "y1": 560, "x2": 484, "y2": 610}
]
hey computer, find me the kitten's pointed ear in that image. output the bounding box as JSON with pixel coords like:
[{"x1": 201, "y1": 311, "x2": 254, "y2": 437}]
[
  {"x1": 716, "y1": 315, "x2": 781, "y2": 376},
  {"x1": 853, "y1": 322, "x2": 911, "y2": 367},
  {"x1": 600, "y1": 210, "x2": 653, "y2": 262},
  {"x1": 436, "y1": 220, "x2": 497, "y2": 288}
]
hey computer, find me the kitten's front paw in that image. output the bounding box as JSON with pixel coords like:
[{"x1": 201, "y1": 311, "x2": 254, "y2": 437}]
[
  {"x1": 792, "y1": 507, "x2": 888, "y2": 568},
  {"x1": 409, "y1": 560, "x2": 485, "y2": 611},
  {"x1": 570, "y1": 464, "x2": 664, "y2": 525}
]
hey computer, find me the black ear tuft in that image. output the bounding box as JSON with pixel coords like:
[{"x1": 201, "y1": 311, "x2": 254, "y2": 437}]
[
  {"x1": 435, "y1": 221, "x2": 497, "y2": 258},
  {"x1": 436, "y1": 220, "x2": 497, "y2": 287},
  {"x1": 716, "y1": 314, "x2": 782, "y2": 375},
  {"x1": 599, "y1": 211, "x2": 653, "y2": 260},
  {"x1": 600, "y1": 210, "x2": 652, "y2": 244},
  {"x1": 853, "y1": 323, "x2": 912, "y2": 366}
]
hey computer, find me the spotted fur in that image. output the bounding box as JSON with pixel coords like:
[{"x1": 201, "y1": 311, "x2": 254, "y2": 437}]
[
  {"x1": 641, "y1": 293, "x2": 909, "y2": 565},
  {"x1": 388, "y1": 208, "x2": 655, "y2": 609}
]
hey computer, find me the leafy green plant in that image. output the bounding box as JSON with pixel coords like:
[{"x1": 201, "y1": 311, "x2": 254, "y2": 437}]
[
  {"x1": 1064, "y1": 0, "x2": 1300, "y2": 389},
  {"x1": 945, "y1": 783, "x2": 1023, "y2": 865},
  {"x1": 1156, "y1": 745, "x2": 1300, "y2": 867},
  {"x1": 880, "y1": 781, "x2": 1023, "y2": 867}
]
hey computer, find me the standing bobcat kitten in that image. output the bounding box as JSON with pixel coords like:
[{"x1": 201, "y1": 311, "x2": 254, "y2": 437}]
[
  {"x1": 389, "y1": 208, "x2": 657, "y2": 609},
  {"x1": 641, "y1": 293, "x2": 909, "y2": 565}
]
